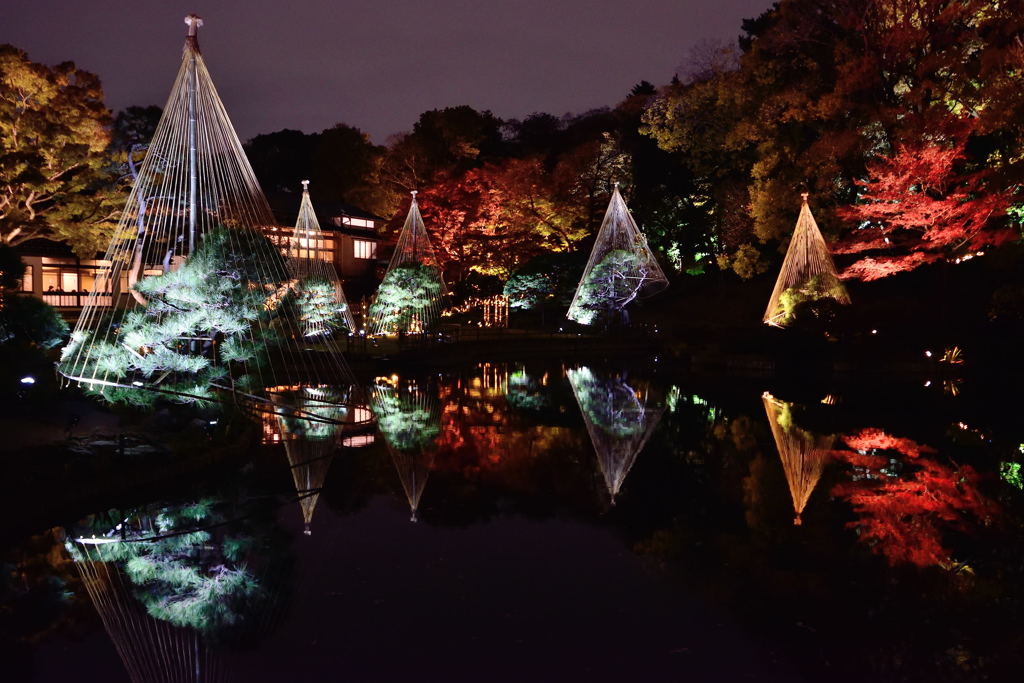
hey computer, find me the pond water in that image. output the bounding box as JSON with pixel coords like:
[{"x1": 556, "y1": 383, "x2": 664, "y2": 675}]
[{"x1": 5, "y1": 360, "x2": 1024, "y2": 682}]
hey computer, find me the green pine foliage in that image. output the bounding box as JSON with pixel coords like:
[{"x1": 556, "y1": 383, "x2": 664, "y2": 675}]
[
  {"x1": 568, "y1": 249, "x2": 645, "y2": 325},
  {"x1": 369, "y1": 264, "x2": 444, "y2": 333},
  {"x1": 297, "y1": 276, "x2": 349, "y2": 336},
  {"x1": 66, "y1": 498, "x2": 266, "y2": 636},
  {"x1": 61, "y1": 227, "x2": 288, "y2": 406},
  {"x1": 569, "y1": 367, "x2": 644, "y2": 438},
  {"x1": 372, "y1": 386, "x2": 440, "y2": 452}
]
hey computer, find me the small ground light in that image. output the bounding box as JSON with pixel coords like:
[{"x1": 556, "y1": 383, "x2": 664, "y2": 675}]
[
  {"x1": 925, "y1": 380, "x2": 932, "y2": 387},
  {"x1": 19, "y1": 376, "x2": 35, "y2": 385},
  {"x1": 871, "y1": 329, "x2": 877, "y2": 335},
  {"x1": 208, "y1": 420, "x2": 218, "y2": 425},
  {"x1": 132, "y1": 380, "x2": 144, "y2": 386},
  {"x1": 925, "y1": 350, "x2": 933, "y2": 358}
]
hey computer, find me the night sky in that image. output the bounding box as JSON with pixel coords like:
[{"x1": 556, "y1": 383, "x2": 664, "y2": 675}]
[{"x1": 3, "y1": 0, "x2": 774, "y2": 142}]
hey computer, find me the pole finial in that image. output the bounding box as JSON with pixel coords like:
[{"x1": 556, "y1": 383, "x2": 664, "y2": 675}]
[
  {"x1": 410, "y1": 190, "x2": 418, "y2": 199},
  {"x1": 800, "y1": 191, "x2": 809, "y2": 202},
  {"x1": 184, "y1": 14, "x2": 203, "y2": 51},
  {"x1": 301, "y1": 179, "x2": 310, "y2": 191}
]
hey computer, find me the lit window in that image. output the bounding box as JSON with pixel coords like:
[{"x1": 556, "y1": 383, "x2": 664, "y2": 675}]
[
  {"x1": 21, "y1": 265, "x2": 33, "y2": 292},
  {"x1": 353, "y1": 239, "x2": 376, "y2": 260}
]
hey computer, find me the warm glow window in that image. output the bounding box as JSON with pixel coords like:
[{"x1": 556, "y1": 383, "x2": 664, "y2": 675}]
[
  {"x1": 21, "y1": 265, "x2": 33, "y2": 292},
  {"x1": 354, "y1": 239, "x2": 376, "y2": 260}
]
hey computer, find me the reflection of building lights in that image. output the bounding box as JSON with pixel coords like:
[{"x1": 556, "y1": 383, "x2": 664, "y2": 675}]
[{"x1": 19, "y1": 376, "x2": 35, "y2": 385}]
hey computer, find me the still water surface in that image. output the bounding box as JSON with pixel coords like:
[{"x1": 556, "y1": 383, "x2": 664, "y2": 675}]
[{"x1": 8, "y1": 360, "x2": 1024, "y2": 682}]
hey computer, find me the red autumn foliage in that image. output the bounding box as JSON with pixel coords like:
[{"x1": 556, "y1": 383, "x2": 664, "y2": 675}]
[
  {"x1": 836, "y1": 117, "x2": 1013, "y2": 281},
  {"x1": 832, "y1": 429, "x2": 995, "y2": 567},
  {"x1": 842, "y1": 428, "x2": 936, "y2": 459}
]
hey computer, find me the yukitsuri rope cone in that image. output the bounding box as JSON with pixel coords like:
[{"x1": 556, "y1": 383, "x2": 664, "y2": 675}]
[
  {"x1": 763, "y1": 193, "x2": 851, "y2": 326},
  {"x1": 762, "y1": 393, "x2": 834, "y2": 526},
  {"x1": 288, "y1": 180, "x2": 357, "y2": 336},
  {"x1": 69, "y1": 540, "x2": 230, "y2": 683},
  {"x1": 567, "y1": 367, "x2": 665, "y2": 504},
  {"x1": 368, "y1": 192, "x2": 447, "y2": 335},
  {"x1": 567, "y1": 184, "x2": 668, "y2": 325},
  {"x1": 59, "y1": 16, "x2": 362, "y2": 425},
  {"x1": 370, "y1": 377, "x2": 440, "y2": 521}
]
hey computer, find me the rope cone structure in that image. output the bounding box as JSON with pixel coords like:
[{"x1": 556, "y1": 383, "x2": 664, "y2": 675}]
[
  {"x1": 69, "y1": 541, "x2": 230, "y2": 683},
  {"x1": 762, "y1": 393, "x2": 834, "y2": 526},
  {"x1": 567, "y1": 185, "x2": 668, "y2": 325},
  {"x1": 368, "y1": 192, "x2": 447, "y2": 335},
  {"x1": 567, "y1": 367, "x2": 665, "y2": 503},
  {"x1": 289, "y1": 181, "x2": 356, "y2": 336},
  {"x1": 763, "y1": 194, "x2": 851, "y2": 326},
  {"x1": 58, "y1": 16, "x2": 361, "y2": 422},
  {"x1": 274, "y1": 386, "x2": 354, "y2": 534},
  {"x1": 370, "y1": 377, "x2": 440, "y2": 521}
]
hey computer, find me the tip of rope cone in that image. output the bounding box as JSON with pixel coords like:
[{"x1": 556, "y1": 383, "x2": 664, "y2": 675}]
[
  {"x1": 301, "y1": 179, "x2": 310, "y2": 191},
  {"x1": 793, "y1": 514, "x2": 803, "y2": 526},
  {"x1": 800, "y1": 192, "x2": 809, "y2": 202}
]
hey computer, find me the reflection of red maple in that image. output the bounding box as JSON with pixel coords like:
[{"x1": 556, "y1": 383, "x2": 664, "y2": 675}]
[
  {"x1": 832, "y1": 429, "x2": 995, "y2": 567},
  {"x1": 835, "y1": 117, "x2": 1013, "y2": 281}
]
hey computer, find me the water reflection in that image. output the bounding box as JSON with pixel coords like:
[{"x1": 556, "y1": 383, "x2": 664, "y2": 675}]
[
  {"x1": 65, "y1": 497, "x2": 288, "y2": 682},
  {"x1": 568, "y1": 366, "x2": 665, "y2": 503},
  {"x1": 761, "y1": 392, "x2": 834, "y2": 526},
  {"x1": 10, "y1": 360, "x2": 1024, "y2": 681},
  {"x1": 370, "y1": 376, "x2": 441, "y2": 521}
]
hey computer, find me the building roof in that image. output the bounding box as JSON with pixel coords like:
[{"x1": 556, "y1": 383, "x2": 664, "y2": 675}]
[{"x1": 265, "y1": 190, "x2": 385, "y2": 232}]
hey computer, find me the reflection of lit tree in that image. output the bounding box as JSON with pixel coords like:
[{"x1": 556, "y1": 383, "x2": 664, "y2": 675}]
[
  {"x1": 505, "y1": 368, "x2": 549, "y2": 411},
  {"x1": 65, "y1": 497, "x2": 281, "y2": 682},
  {"x1": 762, "y1": 393, "x2": 834, "y2": 526},
  {"x1": 568, "y1": 366, "x2": 664, "y2": 502},
  {"x1": 831, "y1": 429, "x2": 995, "y2": 568},
  {"x1": 271, "y1": 386, "x2": 362, "y2": 534},
  {"x1": 370, "y1": 377, "x2": 441, "y2": 520}
]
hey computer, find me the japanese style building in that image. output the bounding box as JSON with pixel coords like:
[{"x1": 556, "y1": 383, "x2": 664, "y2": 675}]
[{"x1": 14, "y1": 195, "x2": 386, "y2": 316}]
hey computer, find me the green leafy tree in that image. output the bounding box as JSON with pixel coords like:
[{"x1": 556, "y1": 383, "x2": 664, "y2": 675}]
[
  {"x1": 297, "y1": 276, "x2": 350, "y2": 336},
  {"x1": 0, "y1": 45, "x2": 120, "y2": 256}
]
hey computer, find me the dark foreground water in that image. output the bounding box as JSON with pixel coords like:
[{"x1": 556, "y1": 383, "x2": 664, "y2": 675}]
[{"x1": 4, "y1": 360, "x2": 1024, "y2": 682}]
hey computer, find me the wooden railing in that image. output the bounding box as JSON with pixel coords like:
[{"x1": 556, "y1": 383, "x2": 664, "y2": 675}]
[{"x1": 42, "y1": 293, "x2": 115, "y2": 308}]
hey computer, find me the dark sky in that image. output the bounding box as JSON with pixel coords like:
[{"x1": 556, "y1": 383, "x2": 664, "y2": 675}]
[{"x1": 4, "y1": 0, "x2": 774, "y2": 143}]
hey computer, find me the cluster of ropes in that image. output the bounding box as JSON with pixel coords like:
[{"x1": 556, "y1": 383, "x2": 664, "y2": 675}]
[
  {"x1": 368, "y1": 193, "x2": 448, "y2": 335},
  {"x1": 58, "y1": 16, "x2": 363, "y2": 424},
  {"x1": 762, "y1": 393, "x2": 835, "y2": 525},
  {"x1": 568, "y1": 185, "x2": 669, "y2": 325},
  {"x1": 764, "y1": 193, "x2": 851, "y2": 326},
  {"x1": 567, "y1": 366, "x2": 665, "y2": 503}
]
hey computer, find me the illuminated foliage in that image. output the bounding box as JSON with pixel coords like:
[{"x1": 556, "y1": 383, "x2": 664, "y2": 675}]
[
  {"x1": 836, "y1": 118, "x2": 1015, "y2": 281},
  {"x1": 60, "y1": 227, "x2": 288, "y2": 407},
  {"x1": 67, "y1": 499, "x2": 267, "y2": 635},
  {"x1": 0, "y1": 45, "x2": 121, "y2": 256},
  {"x1": 832, "y1": 429, "x2": 995, "y2": 568},
  {"x1": 368, "y1": 264, "x2": 445, "y2": 334}
]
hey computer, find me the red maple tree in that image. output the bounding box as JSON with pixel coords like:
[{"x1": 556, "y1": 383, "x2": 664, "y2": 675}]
[
  {"x1": 835, "y1": 117, "x2": 1014, "y2": 281},
  {"x1": 831, "y1": 429, "x2": 995, "y2": 567}
]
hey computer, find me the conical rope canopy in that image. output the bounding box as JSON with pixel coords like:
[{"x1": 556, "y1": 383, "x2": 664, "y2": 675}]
[
  {"x1": 567, "y1": 366, "x2": 665, "y2": 503},
  {"x1": 763, "y1": 194, "x2": 850, "y2": 326},
  {"x1": 58, "y1": 16, "x2": 361, "y2": 423},
  {"x1": 368, "y1": 192, "x2": 447, "y2": 335},
  {"x1": 762, "y1": 393, "x2": 834, "y2": 526},
  {"x1": 567, "y1": 185, "x2": 668, "y2": 325},
  {"x1": 370, "y1": 377, "x2": 440, "y2": 521},
  {"x1": 288, "y1": 181, "x2": 357, "y2": 336}
]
